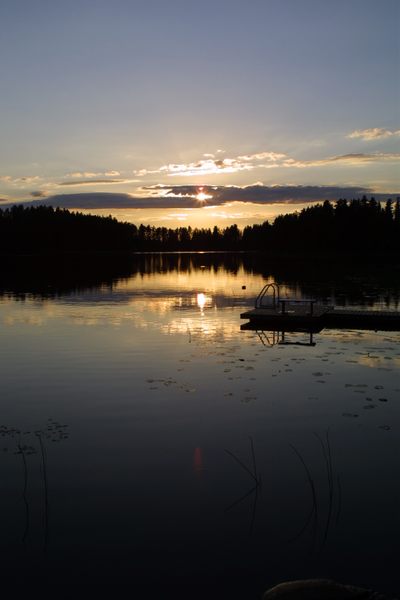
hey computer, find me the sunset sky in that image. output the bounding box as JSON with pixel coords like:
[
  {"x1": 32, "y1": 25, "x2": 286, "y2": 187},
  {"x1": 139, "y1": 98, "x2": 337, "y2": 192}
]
[{"x1": 1, "y1": 0, "x2": 399, "y2": 228}]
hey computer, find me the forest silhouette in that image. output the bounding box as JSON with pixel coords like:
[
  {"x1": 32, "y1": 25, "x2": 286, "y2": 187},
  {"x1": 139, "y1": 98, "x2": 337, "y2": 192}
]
[{"x1": 1, "y1": 196, "x2": 399, "y2": 256}]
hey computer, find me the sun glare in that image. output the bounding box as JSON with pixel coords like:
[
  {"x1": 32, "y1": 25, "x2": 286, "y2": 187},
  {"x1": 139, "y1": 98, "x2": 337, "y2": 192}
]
[
  {"x1": 197, "y1": 293, "x2": 207, "y2": 310},
  {"x1": 196, "y1": 187, "x2": 212, "y2": 203}
]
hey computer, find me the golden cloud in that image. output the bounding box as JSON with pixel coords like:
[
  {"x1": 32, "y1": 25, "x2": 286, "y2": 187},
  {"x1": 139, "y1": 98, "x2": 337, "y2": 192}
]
[
  {"x1": 347, "y1": 127, "x2": 400, "y2": 141},
  {"x1": 134, "y1": 149, "x2": 400, "y2": 178}
]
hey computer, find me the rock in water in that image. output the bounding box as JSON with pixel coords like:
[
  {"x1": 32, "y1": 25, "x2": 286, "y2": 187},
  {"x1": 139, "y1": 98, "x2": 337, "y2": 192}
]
[{"x1": 262, "y1": 579, "x2": 394, "y2": 599}]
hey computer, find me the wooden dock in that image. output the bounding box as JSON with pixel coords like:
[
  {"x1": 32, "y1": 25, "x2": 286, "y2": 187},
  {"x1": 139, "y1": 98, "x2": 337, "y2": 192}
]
[
  {"x1": 240, "y1": 306, "x2": 400, "y2": 331},
  {"x1": 324, "y1": 308, "x2": 400, "y2": 331},
  {"x1": 241, "y1": 284, "x2": 400, "y2": 332}
]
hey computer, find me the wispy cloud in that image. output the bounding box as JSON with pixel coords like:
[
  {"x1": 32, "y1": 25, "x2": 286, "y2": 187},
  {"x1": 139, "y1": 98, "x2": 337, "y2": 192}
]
[
  {"x1": 0, "y1": 175, "x2": 41, "y2": 185},
  {"x1": 2, "y1": 147, "x2": 398, "y2": 205},
  {"x1": 347, "y1": 127, "x2": 400, "y2": 141},
  {"x1": 59, "y1": 179, "x2": 128, "y2": 186},
  {"x1": 56, "y1": 176, "x2": 140, "y2": 187},
  {"x1": 134, "y1": 150, "x2": 400, "y2": 177},
  {"x1": 134, "y1": 152, "x2": 286, "y2": 177},
  {"x1": 30, "y1": 190, "x2": 48, "y2": 198},
  {"x1": 283, "y1": 152, "x2": 400, "y2": 168},
  {"x1": 1, "y1": 193, "x2": 200, "y2": 209},
  {"x1": 65, "y1": 170, "x2": 121, "y2": 178}
]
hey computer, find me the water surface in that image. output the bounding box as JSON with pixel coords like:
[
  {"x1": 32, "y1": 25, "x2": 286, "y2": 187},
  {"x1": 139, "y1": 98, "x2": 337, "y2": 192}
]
[{"x1": 1, "y1": 254, "x2": 399, "y2": 598}]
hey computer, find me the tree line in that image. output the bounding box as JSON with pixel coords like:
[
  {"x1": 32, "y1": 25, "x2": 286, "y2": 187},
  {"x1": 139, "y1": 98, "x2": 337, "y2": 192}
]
[{"x1": 1, "y1": 196, "x2": 399, "y2": 255}]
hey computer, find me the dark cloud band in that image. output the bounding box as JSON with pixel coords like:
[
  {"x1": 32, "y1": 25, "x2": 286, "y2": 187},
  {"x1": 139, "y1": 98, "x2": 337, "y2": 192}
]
[{"x1": 1, "y1": 185, "x2": 398, "y2": 211}]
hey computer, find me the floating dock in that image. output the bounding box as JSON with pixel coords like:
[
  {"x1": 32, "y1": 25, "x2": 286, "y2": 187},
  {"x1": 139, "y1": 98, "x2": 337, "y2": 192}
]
[
  {"x1": 240, "y1": 283, "x2": 400, "y2": 332},
  {"x1": 241, "y1": 307, "x2": 400, "y2": 331}
]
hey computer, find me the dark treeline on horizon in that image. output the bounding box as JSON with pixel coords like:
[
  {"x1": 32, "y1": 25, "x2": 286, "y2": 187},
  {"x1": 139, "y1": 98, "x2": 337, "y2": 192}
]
[{"x1": 1, "y1": 196, "x2": 399, "y2": 256}]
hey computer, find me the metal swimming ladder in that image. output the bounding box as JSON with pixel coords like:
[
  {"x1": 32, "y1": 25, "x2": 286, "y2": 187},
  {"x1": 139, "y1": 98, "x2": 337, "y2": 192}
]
[{"x1": 255, "y1": 283, "x2": 281, "y2": 309}]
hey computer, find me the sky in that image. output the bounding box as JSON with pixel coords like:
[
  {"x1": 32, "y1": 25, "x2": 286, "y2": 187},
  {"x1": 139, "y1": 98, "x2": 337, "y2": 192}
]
[{"x1": 0, "y1": 0, "x2": 399, "y2": 228}]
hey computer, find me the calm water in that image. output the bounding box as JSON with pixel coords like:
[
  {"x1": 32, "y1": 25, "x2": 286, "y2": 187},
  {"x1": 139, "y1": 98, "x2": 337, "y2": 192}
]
[{"x1": 1, "y1": 254, "x2": 400, "y2": 598}]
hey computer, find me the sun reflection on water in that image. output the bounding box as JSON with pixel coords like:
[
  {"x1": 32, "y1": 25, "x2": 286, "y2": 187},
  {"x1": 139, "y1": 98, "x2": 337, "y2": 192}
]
[{"x1": 196, "y1": 292, "x2": 206, "y2": 311}]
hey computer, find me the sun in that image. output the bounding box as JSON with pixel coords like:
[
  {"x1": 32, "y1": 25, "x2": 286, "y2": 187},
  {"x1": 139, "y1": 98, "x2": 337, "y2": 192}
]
[{"x1": 196, "y1": 187, "x2": 211, "y2": 203}]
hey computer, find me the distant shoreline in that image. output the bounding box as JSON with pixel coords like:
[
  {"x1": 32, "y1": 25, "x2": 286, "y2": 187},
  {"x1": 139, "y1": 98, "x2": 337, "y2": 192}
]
[{"x1": 1, "y1": 200, "x2": 399, "y2": 258}]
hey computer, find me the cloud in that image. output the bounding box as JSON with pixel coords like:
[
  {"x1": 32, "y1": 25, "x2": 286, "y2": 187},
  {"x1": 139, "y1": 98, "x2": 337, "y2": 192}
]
[
  {"x1": 134, "y1": 150, "x2": 400, "y2": 177},
  {"x1": 149, "y1": 184, "x2": 388, "y2": 205},
  {"x1": 284, "y1": 152, "x2": 400, "y2": 168},
  {"x1": 0, "y1": 193, "x2": 200, "y2": 210},
  {"x1": 57, "y1": 177, "x2": 140, "y2": 187},
  {"x1": 0, "y1": 175, "x2": 41, "y2": 185},
  {"x1": 134, "y1": 152, "x2": 287, "y2": 177},
  {"x1": 30, "y1": 190, "x2": 48, "y2": 198},
  {"x1": 237, "y1": 152, "x2": 286, "y2": 162},
  {"x1": 329, "y1": 152, "x2": 400, "y2": 163},
  {"x1": 65, "y1": 170, "x2": 121, "y2": 178},
  {"x1": 59, "y1": 179, "x2": 126, "y2": 186},
  {"x1": 2, "y1": 185, "x2": 397, "y2": 212},
  {"x1": 15, "y1": 176, "x2": 41, "y2": 183},
  {"x1": 347, "y1": 128, "x2": 400, "y2": 141}
]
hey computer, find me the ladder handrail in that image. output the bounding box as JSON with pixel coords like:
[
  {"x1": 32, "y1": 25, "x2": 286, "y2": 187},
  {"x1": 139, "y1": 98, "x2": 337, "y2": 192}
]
[{"x1": 255, "y1": 283, "x2": 280, "y2": 308}]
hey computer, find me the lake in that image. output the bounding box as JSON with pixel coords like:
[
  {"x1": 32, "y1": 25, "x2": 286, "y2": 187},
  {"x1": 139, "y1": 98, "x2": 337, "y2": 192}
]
[{"x1": 1, "y1": 253, "x2": 399, "y2": 598}]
